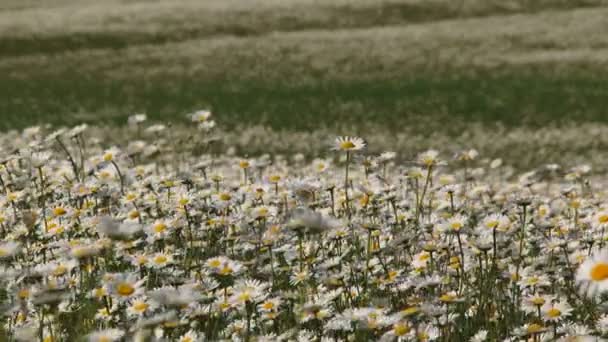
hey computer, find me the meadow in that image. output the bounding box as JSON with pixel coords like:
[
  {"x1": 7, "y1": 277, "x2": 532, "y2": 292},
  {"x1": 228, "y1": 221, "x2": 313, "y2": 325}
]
[
  {"x1": 3, "y1": 1, "x2": 608, "y2": 341},
  {"x1": 0, "y1": 116, "x2": 607, "y2": 341}
]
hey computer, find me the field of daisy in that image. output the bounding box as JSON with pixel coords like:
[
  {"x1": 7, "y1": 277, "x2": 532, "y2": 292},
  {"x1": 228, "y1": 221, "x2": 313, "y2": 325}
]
[
  {"x1": 4, "y1": 1, "x2": 608, "y2": 341},
  {"x1": 0, "y1": 114, "x2": 608, "y2": 341}
]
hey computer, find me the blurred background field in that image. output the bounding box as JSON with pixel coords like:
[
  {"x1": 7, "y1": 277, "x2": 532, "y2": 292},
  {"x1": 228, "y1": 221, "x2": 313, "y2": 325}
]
[{"x1": 2, "y1": 0, "x2": 608, "y2": 167}]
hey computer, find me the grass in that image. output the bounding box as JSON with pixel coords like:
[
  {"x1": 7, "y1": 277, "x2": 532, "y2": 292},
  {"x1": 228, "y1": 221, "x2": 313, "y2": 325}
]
[{"x1": 1, "y1": 0, "x2": 608, "y2": 134}]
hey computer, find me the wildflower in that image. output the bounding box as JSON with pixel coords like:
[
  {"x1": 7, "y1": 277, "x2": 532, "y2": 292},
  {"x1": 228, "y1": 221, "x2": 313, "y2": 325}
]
[
  {"x1": 88, "y1": 329, "x2": 124, "y2": 342},
  {"x1": 417, "y1": 150, "x2": 442, "y2": 167},
  {"x1": 229, "y1": 279, "x2": 268, "y2": 306},
  {"x1": 576, "y1": 249, "x2": 608, "y2": 297},
  {"x1": 148, "y1": 286, "x2": 201, "y2": 308},
  {"x1": 287, "y1": 207, "x2": 338, "y2": 234},
  {"x1": 178, "y1": 330, "x2": 201, "y2": 342},
  {"x1": 127, "y1": 296, "x2": 157, "y2": 317},
  {"x1": 97, "y1": 216, "x2": 142, "y2": 240},
  {"x1": 541, "y1": 299, "x2": 572, "y2": 322},
  {"x1": 0, "y1": 241, "x2": 20, "y2": 259},
  {"x1": 151, "y1": 252, "x2": 174, "y2": 269},
  {"x1": 470, "y1": 330, "x2": 488, "y2": 342},
  {"x1": 189, "y1": 110, "x2": 212, "y2": 122},
  {"x1": 332, "y1": 136, "x2": 366, "y2": 152},
  {"x1": 106, "y1": 273, "x2": 146, "y2": 302}
]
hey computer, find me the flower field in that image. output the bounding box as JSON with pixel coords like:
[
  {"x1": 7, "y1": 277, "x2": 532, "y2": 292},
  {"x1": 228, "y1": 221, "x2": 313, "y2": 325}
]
[{"x1": 0, "y1": 113, "x2": 608, "y2": 341}]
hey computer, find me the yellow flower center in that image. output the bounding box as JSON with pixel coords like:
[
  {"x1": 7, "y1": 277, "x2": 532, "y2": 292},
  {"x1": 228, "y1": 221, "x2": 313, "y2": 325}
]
[
  {"x1": 526, "y1": 323, "x2": 544, "y2": 334},
  {"x1": 137, "y1": 256, "x2": 148, "y2": 265},
  {"x1": 591, "y1": 263, "x2": 608, "y2": 281},
  {"x1": 340, "y1": 141, "x2": 355, "y2": 150},
  {"x1": 116, "y1": 282, "x2": 135, "y2": 296},
  {"x1": 53, "y1": 265, "x2": 67, "y2": 276},
  {"x1": 154, "y1": 255, "x2": 168, "y2": 264},
  {"x1": 18, "y1": 288, "x2": 29, "y2": 299},
  {"x1": 394, "y1": 323, "x2": 410, "y2": 336},
  {"x1": 133, "y1": 302, "x2": 149, "y2": 312},
  {"x1": 401, "y1": 307, "x2": 419, "y2": 316},
  {"x1": 531, "y1": 297, "x2": 545, "y2": 305},
  {"x1": 599, "y1": 214, "x2": 608, "y2": 223},
  {"x1": 262, "y1": 302, "x2": 274, "y2": 310},
  {"x1": 129, "y1": 210, "x2": 140, "y2": 219},
  {"x1": 219, "y1": 266, "x2": 233, "y2": 275},
  {"x1": 219, "y1": 193, "x2": 232, "y2": 201},
  {"x1": 238, "y1": 291, "x2": 251, "y2": 302},
  {"x1": 439, "y1": 294, "x2": 456, "y2": 302},
  {"x1": 53, "y1": 207, "x2": 67, "y2": 216},
  {"x1": 208, "y1": 259, "x2": 221, "y2": 268},
  {"x1": 547, "y1": 308, "x2": 561, "y2": 318},
  {"x1": 93, "y1": 287, "x2": 106, "y2": 298},
  {"x1": 153, "y1": 223, "x2": 167, "y2": 233}
]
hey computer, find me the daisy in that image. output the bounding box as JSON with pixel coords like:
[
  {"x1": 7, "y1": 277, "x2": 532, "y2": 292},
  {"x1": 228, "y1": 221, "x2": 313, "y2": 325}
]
[
  {"x1": 541, "y1": 299, "x2": 572, "y2": 322},
  {"x1": 97, "y1": 216, "x2": 142, "y2": 240},
  {"x1": 482, "y1": 213, "x2": 511, "y2": 231},
  {"x1": 444, "y1": 214, "x2": 467, "y2": 232},
  {"x1": 229, "y1": 279, "x2": 268, "y2": 306},
  {"x1": 178, "y1": 330, "x2": 201, "y2": 342},
  {"x1": 189, "y1": 110, "x2": 212, "y2": 122},
  {"x1": 0, "y1": 241, "x2": 20, "y2": 259},
  {"x1": 127, "y1": 296, "x2": 157, "y2": 317},
  {"x1": 148, "y1": 285, "x2": 201, "y2": 308},
  {"x1": 592, "y1": 210, "x2": 608, "y2": 229},
  {"x1": 417, "y1": 150, "x2": 441, "y2": 168},
  {"x1": 576, "y1": 249, "x2": 608, "y2": 297},
  {"x1": 381, "y1": 321, "x2": 411, "y2": 340},
  {"x1": 523, "y1": 294, "x2": 554, "y2": 314},
  {"x1": 128, "y1": 113, "x2": 147, "y2": 125},
  {"x1": 88, "y1": 328, "x2": 124, "y2": 342},
  {"x1": 151, "y1": 252, "x2": 174, "y2": 269},
  {"x1": 470, "y1": 330, "x2": 488, "y2": 342},
  {"x1": 332, "y1": 136, "x2": 366, "y2": 152},
  {"x1": 106, "y1": 273, "x2": 146, "y2": 302},
  {"x1": 145, "y1": 219, "x2": 172, "y2": 240},
  {"x1": 258, "y1": 297, "x2": 281, "y2": 313}
]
